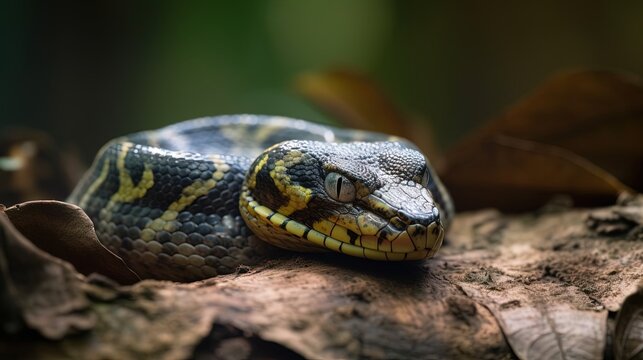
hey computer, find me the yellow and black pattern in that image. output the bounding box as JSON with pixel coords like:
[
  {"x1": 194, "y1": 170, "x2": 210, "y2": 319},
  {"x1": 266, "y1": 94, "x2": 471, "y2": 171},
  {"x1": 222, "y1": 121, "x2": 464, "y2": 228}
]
[{"x1": 69, "y1": 115, "x2": 453, "y2": 281}]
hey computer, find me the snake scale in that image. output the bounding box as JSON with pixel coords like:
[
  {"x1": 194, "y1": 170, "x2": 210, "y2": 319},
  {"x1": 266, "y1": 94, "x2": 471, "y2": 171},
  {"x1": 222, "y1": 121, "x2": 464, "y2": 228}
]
[{"x1": 69, "y1": 115, "x2": 454, "y2": 281}]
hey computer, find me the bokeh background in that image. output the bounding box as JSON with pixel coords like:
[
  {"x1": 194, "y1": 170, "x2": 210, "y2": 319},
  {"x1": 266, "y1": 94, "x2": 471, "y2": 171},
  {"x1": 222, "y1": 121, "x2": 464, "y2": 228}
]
[{"x1": 2, "y1": 0, "x2": 642, "y2": 161}]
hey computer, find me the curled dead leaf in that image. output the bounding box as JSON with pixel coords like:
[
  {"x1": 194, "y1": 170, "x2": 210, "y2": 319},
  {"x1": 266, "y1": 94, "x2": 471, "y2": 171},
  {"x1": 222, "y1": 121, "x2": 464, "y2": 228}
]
[
  {"x1": 443, "y1": 135, "x2": 633, "y2": 211},
  {"x1": 5, "y1": 200, "x2": 139, "y2": 285},
  {"x1": 0, "y1": 206, "x2": 94, "y2": 339},
  {"x1": 296, "y1": 70, "x2": 407, "y2": 136},
  {"x1": 497, "y1": 305, "x2": 607, "y2": 360},
  {"x1": 470, "y1": 70, "x2": 643, "y2": 190},
  {"x1": 444, "y1": 70, "x2": 643, "y2": 211},
  {"x1": 614, "y1": 283, "x2": 643, "y2": 360},
  {"x1": 295, "y1": 69, "x2": 441, "y2": 161}
]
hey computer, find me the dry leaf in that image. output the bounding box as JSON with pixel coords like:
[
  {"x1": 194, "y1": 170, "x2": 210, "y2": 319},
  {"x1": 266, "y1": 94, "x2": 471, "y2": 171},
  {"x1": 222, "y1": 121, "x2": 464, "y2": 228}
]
[
  {"x1": 443, "y1": 70, "x2": 642, "y2": 211},
  {"x1": 5, "y1": 201, "x2": 139, "y2": 285},
  {"x1": 498, "y1": 305, "x2": 606, "y2": 360},
  {"x1": 295, "y1": 69, "x2": 440, "y2": 160},
  {"x1": 466, "y1": 70, "x2": 643, "y2": 190},
  {"x1": 614, "y1": 283, "x2": 643, "y2": 360},
  {"x1": 0, "y1": 206, "x2": 95, "y2": 339},
  {"x1": 443, "y1": 135, "x2": 633, "y2": 211}
]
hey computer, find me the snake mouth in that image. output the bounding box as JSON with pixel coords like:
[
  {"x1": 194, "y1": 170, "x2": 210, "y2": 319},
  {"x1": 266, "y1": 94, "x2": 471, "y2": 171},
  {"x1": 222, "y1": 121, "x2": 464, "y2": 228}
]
[{"x1": 241, "y1": 190, "x2": 445, "y2": 261}]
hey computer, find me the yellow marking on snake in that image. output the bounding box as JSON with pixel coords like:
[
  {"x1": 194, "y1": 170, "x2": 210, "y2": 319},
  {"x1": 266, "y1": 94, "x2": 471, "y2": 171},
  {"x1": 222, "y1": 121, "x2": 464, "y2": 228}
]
[
  {"x1": 252, "y1": 204, "x2": 274, "y2": 218},
  {"x1": 339, "y1": 242, "x2": 365, "y2": 257},
  {"x1": 78, "y1": 157, "x2": 111, "y2": 208},
  {"x1": 253, "y1": 123, "x2": 282, "y2": 145},
  {"x1": 247, "y1": 154, "x2": 269, "y2": 189},
  {"x1": 357, "y1": 214, "x2": 382, "y2": 236},
  {"x1": 166, "y1": 158, "x2": 228, "y2": 213},
  {"x1": 225, "y1": 117, "x2": 294, "y2": 150},
  {"x1": 359, "y1": 235, "x2": 377, "y2": 251},
  {"x1": 425, "y1": 223, "x2": 437, "y2": 249},
  {"x1": 245, "y1": 192, "x2": 430, "y2": 261},
  {"x1": 327, "y1": 215, "x2": 364, "y2": 239},
  {"x1": 270, "y1": 150, "x2": 312, "y2": 215},
  {"x1": 330, "y1": 225, "x2": 353, "y2": 243},
  {"x1": 167, "y1": 179, "x2": 214, "y2": 211},
  {"x1": 140, "y1": 157, "x2": 230, "y2": 240},
  {"x1": 220, "y1": 123, "x2": 254, "y2": 155},
  {"x1": 305, "y1": 229, "x2": 326, "y2": 246},
  {"x1": 405, "y1": 249, "x2": 429, "y2": 260},
  {"x1": 323, "y1": 236, "x2": 342, "y2": 252},
  {"x1": 379, "y1": 238, "x2": 393, "y2": 252},
  {"x1": 392, "y1": 231, "x2": 414, "y2": 253},
  {"x1": 220, "y1": 123, "x2": 246, "y2": 139},
  {"x1": 313, "y1": 219, "x2": 335, "y2": 237},
  {"x1": 427, "y1": 230, "x2": 443, "y2": 257},
  {"x1": 268, "y1": 212, "x2": 288, "y2": 227},
  {"x1": 364, "y1": 248, "x2": 388, "y2": 260},
  {"x1": 110, "y1": 142, "x2": 155, "y2": 203},
  {"x1": 385, "y1": 252, "x2": 405, "y2": 261},
  {"x1": 285, "y1": 221, "x2": 307, "y2": 237}
]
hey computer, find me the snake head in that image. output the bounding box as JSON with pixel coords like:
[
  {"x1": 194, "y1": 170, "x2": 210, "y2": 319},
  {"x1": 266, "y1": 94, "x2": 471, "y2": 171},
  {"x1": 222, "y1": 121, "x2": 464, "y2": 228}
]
[{"x1": 240, "y1": 140, "x2": 451, "y2": 261}]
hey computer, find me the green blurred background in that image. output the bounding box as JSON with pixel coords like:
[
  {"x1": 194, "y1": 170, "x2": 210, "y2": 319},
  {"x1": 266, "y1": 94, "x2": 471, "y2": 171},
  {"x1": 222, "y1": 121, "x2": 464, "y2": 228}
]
[{"x1": 2, "y1": 0, "x2": 642, "y2": 161}]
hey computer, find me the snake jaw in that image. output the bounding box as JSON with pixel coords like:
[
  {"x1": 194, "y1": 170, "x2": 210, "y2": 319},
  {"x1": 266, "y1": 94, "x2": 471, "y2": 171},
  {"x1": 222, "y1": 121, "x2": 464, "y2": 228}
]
[{"x1": 240, "y1": 185, "x2": 445, "y2": 261}]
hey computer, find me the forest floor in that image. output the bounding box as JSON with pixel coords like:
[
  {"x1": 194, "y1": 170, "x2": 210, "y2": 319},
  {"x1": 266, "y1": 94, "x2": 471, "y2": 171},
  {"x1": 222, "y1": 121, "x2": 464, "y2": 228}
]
[{"x1": 1, "y1": 195, "x2": 641, "y2": 359}]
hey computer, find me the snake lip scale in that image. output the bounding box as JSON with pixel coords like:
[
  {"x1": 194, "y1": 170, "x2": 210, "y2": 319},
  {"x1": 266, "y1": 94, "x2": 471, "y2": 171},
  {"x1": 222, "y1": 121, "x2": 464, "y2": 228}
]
[{"x1": 69, "y1": 115, "x2": 454, "y2": 281}]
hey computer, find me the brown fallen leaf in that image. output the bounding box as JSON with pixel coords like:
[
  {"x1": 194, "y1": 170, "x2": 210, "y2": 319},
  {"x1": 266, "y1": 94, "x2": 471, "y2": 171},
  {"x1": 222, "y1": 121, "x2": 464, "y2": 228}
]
[
  {"x1": 443, "y1": 135, "x2": 633, "y2": 211},
  {"x1": 498, "y1": 305, "x2": 607, "y2": 360},
  {"x1": 614, "y1": 283, "x2": 643, "y2": 360},
  {"x1": 462, "y1": 70, "x2": 643, "y2": 190},
  {"x1": 0, "y1": 206, "x2": 95, "y2": 339},
  {"x1": 444, "y1": 70, "x2": 643, "y2": 210},
  {"x1": 295, "y1": 69, "x2": 441, "y2": 161},
  {"x1": 5, "y1": 200, "x2": 139, "y2": 285}
]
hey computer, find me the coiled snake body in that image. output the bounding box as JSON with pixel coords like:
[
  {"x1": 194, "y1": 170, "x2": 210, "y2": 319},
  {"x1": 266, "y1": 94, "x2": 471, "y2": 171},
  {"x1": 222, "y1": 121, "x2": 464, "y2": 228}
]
[{"x1": 69, "y1": 115, "x2": 453, "y2": 281}]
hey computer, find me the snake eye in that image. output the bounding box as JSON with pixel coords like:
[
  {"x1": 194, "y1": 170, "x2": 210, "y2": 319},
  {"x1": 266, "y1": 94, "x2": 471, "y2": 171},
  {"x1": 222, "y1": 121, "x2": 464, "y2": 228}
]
[
  {"x1": 420, "y1": 168, "x2": 430, "y2": 187},
  {"x1": 324, "y1": 172, "x2": 356, "y2": 202}
]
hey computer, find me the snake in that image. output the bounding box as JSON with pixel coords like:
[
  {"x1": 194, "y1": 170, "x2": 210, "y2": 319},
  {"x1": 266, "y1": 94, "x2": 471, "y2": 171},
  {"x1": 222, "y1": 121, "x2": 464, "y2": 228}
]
[{"x1": 68, "y1": 115, "x2": 454, "y2": 281}]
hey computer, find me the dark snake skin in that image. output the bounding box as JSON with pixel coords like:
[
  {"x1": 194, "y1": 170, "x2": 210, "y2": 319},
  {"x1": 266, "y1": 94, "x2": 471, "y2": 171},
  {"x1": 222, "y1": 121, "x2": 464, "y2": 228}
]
[{"x1": 69, "y1": 115, "x2": 453, "y2": 281}]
